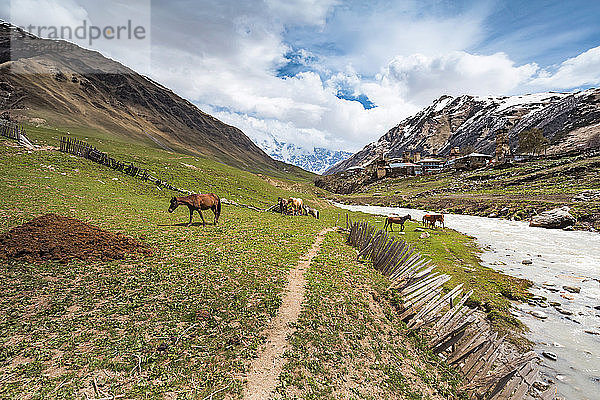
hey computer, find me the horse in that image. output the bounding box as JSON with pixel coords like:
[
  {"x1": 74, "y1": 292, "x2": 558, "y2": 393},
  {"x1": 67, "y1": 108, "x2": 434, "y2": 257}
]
[
  {"x1": 287, "y1": 198, "x2": 304, "y2": 216},
  {"x1": 168, "y1": 193, "x2": 221, "y2": 226},
  {"x1": 422, "y1": 213, "x2": 444, "y2": 229},
  {"x1": 383, "y1": 214, "x2": 411, "y2": 231},
  {"x1": 277, "y1": 197, "x2": 288, "y2": 215},
  {"x1": 304, "y1": 206, "x2": 320, "y2": 219}
]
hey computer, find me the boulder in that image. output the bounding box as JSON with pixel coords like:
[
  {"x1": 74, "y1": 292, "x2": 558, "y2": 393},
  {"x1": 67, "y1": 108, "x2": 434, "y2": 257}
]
[
  {"x1": 529, "y1": 206, "x2": 576, "y2": 229},
  {"x1": 561, "y1": 293, "x2": 575, "y2": 300},
  {"x1": 529, "y1": 310, "x2": 548, "y2": 319},
  {"x1": 563, "y1": 285, "x2": 581, "y2": 294}
]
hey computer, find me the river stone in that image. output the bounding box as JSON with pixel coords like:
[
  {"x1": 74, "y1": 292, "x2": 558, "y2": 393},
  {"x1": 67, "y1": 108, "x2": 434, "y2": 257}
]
[
  {"x1": 542, "y1": 351, "x2": 558, "y2": 361},
  {"x1": 595, "y1": 305, "x2": 600, "y2": 310},
  {"x1": 522, "y1": 259, "x2": 533, "y2": 265},
  {"x1": 529, "y1": 206, "x2": 576, "y2": 229},
  {"x1": 565, "y1": 316, "x2": 581, "y2": 324},
  {"x1": 563, "y1": 285, "x2": 581, "y2": 293},
  {"x1": 533, "y1": 381, "x2": 550, "y2": 391},
  {"x1": 530, "y1": 310, "x2": 548, "y2": 319},
  {"x1": 561, "y1": 293, "x2": 575, "y2": 300},
  {"x1": 572, "y1": 189, "x2": 600, "y2": 202},
  {"x1": 557, "y1": 308, "x2": 573, "y2": 315}
]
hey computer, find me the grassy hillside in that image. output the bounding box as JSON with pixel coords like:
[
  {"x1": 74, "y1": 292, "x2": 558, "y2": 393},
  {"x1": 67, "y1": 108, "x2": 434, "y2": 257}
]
[
  {"x1": 1, "y1": 23, "x2": 314, "y2": 179},
  {"x1": 324, "y1": 152, "x2": 600, "y2": 231},
  {"x1": 0, "y1": 126, "x2": 530, "y2": 399}
]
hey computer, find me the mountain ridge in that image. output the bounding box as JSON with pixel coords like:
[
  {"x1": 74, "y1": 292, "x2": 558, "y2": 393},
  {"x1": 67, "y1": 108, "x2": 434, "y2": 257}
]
[
  {"x1": 259, "y1": 137, "x2": 352, "y2": 174},
  {"x1": 0, "y1": 22, "x2": 312, "y2": 178},
  {"x1": 326, "y1": 88, "x2": 600, "y2": 174}
]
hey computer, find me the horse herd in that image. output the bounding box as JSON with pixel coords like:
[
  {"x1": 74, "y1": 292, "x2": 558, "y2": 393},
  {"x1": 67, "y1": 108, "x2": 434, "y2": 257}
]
[
  {"x1": 167, "y1": 193, "x2": 445, "y2": 232},
  {"x1": 383, "y1": 213, "x2": 445, "y2": 231},
  {"x1": 166, "y1": 193, "x2": 319, "y2": 227},
  {"x1": 278, "y1": 197, "x2": 320, "y2": 219}
]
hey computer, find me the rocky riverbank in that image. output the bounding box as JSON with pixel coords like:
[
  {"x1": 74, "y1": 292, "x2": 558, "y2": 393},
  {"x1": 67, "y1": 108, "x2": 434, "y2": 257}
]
[{"x1": 320, "y1": 151, "x2": 600, "y2": 232}]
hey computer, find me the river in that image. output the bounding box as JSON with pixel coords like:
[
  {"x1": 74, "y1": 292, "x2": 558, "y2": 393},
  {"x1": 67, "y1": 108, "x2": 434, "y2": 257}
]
[{"x1": 334, "y1": 203, "x2": 600, "y2": 399}]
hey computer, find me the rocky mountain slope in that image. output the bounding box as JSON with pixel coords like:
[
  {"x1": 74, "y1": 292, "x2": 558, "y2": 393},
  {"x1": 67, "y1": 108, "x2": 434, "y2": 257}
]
[
  {"x1": 326, "y1": 89, "x2": 600, "y2": 174},
  {"x1": 259, "y1": 137, "x2": 352, "y2": 174},
  {"x1": 0, "y1": 23, "x2": 309, "y2": 176}
]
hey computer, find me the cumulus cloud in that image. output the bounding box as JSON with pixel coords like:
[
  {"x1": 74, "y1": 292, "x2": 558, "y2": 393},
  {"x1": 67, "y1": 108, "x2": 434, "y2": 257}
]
[
  {"x1": 380, "y1": 51, "x2": 539, "y2": 103},
  {"x1": 3, "y1": 1, "x2": 600, "y2": 155},
  {"x1": 530, "y1": 46, "x2": 600, "y2": 89}
]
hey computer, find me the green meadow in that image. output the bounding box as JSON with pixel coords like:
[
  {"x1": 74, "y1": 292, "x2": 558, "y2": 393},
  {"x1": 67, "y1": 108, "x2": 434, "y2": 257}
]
[{"x1": 0, "y1": 126, "x2": 529, "y2": 399}]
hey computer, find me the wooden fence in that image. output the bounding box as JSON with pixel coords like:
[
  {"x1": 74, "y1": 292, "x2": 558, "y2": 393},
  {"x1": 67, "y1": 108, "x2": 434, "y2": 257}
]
[
  {"x1": 59, "y1": 136, "x2": 192, "y2": 194},
  {"x1": 0, "y1": 119, "x2": 34, "y2": 148},
  {"x1": 58, "y1": 136, "x2": 312, "y2": 213},
  {"x1": 345, "y1": 217, "x2": 557, "y2": 400}
]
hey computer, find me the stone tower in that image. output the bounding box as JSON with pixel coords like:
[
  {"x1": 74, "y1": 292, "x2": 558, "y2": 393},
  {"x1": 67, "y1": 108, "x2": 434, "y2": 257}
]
[{"x1": 495, "y1": 128, "x2": 511, "y2": 163}]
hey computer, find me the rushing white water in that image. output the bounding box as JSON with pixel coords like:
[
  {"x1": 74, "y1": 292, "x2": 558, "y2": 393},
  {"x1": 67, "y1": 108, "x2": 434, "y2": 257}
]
[{"x1": 335, "y1": 203, "x2": 600, "y2": 399}]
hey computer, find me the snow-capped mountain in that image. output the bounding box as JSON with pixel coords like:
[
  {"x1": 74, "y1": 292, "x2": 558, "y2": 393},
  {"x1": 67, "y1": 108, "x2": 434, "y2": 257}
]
[
  {"x1": 326, "y1": 88, "x2": 600, "y2": 174},
  {"x1": 259, "y1": 138, "x2": 352, "y2": 174}
]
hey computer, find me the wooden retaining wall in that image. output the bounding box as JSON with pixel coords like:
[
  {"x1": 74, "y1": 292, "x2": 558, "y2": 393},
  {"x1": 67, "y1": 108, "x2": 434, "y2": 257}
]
[{"x1": 345, "y1": 217, "x2": 557, "y2": 400}]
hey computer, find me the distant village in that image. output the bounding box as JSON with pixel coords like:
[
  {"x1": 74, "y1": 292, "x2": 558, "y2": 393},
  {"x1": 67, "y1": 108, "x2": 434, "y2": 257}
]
[{"x1": 342, "y1": 129, "x2": 516, "y2": 180}]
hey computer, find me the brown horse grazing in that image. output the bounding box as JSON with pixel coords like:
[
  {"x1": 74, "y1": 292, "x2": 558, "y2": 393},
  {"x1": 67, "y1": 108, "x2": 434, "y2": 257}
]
[
  {"x1": 383, "y1": 214, "x2": 412, "y2": 231},
  {"x1": 422, "y1": 213, "x2": 444, "y2": 229},
  {"x1": 168, "y1": 193, "x2": 221, "y2": 226}
]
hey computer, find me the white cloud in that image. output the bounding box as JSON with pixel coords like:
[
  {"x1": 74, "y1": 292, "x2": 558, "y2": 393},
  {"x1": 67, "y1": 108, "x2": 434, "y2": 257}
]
[
  {"x1": 8, "y1": 0, "x2": 88, "y2": 29},
  {"x1": 4, "y1": 1, "x2": 600, "y2": 156},
  {"x1": 380, "y1": 51, "x2": 539, "y2": 103},
  {"x1": 530, "y1": 46, "x2": 600, "y2": 89}
]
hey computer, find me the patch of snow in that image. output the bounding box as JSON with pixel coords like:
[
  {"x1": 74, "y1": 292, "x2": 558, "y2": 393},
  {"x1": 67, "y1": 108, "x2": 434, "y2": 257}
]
[
  {"x1": 433, "y1": 96, "x2": 453, "y2": 112},
  {"x1": 257, "y1": 135, "x2": 352, "y2": 174}
]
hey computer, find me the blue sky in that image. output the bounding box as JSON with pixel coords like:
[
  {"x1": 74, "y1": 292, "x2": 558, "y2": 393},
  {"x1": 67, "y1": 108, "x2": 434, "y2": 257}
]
[
  {"x1": 276, "y1": 0, "x2": 600, "y2": 108},
  {"x1": 4, "y1": 0, "x2": 600, "y2": 152}
]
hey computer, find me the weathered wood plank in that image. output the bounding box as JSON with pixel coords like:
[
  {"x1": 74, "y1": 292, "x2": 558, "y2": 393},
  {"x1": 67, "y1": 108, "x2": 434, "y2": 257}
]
[
  {"x1": 432, "y1": 290, "x2": 473, "y2": 332},
  {"x1": 432, "y1": 328, "x2": 467, "y2": 354},
  {"x1": 465, "y1": 333, "x2": 499, "y2": 380},
  {"x1": 408, "y1": 284, "x2": 464, "y2": 329},
  {"x1": 402, "y1": 275, "x2": 448, "y2": 302},
  {"x1": 399, "y1": 288, "x2": 443, "y2": 320}
]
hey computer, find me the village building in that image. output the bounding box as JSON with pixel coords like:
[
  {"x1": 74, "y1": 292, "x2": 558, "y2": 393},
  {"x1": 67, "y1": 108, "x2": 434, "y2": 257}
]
[
  {"x1": 387, "y1": 162, "x2": 422, "y2": 177},
  {"x1": 449, "y1": 147, "x2": 461, "y2": 160},
  {"x1": 495, "y1": 128, "x2": 512, "y2": 164},
  {"x1": 372, "y1": 156, "x2": 389, "y2": 179},
  {"x1": 417, "y1": 158, "x2": 445, "y2": 174},
  {"x1": 445, "y1": 152, "x2": 493, "y2": 171},
  {"x1": 344, "y1": 165, "x2": 364, "y2": 174}
]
